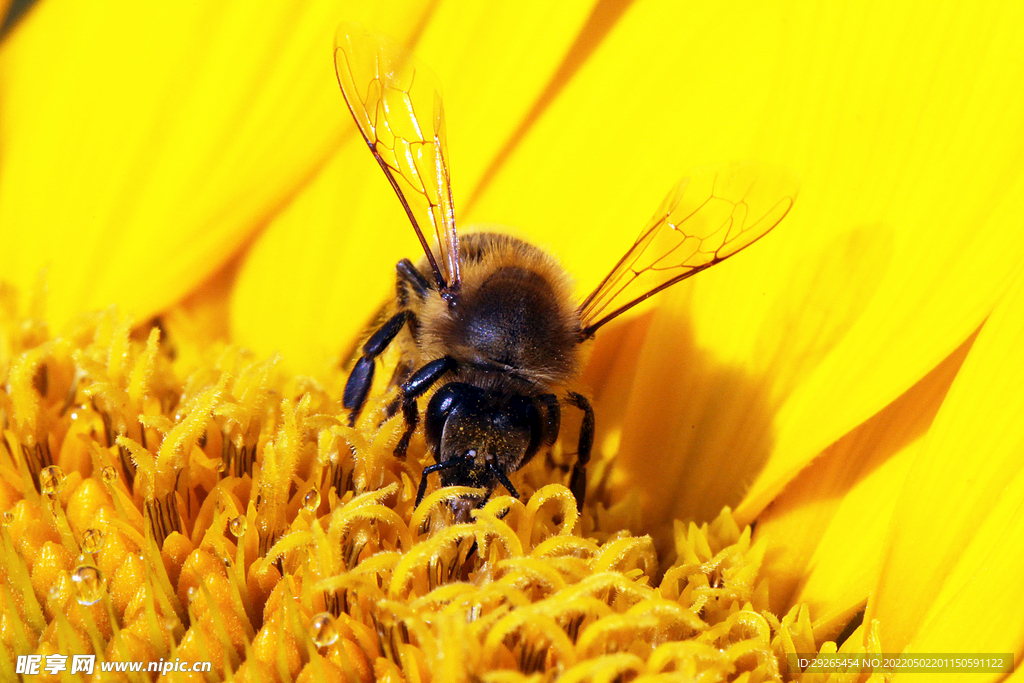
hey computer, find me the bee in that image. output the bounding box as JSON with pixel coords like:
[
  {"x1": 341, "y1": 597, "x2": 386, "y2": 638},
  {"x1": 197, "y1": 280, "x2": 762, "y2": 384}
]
[{"x1": 334, "y1": 23, "x2": 797, "y2": 515}]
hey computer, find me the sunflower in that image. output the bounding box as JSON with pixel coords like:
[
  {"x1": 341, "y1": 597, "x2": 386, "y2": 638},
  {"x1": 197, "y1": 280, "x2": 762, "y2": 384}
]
[{"x1": 1, "y1": 1, "x2": 1022, "y2": 681}]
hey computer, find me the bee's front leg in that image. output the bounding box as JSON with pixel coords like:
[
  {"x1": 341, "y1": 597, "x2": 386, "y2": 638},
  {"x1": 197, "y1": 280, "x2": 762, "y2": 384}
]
[
  {"x1": 394, "y1": 356, "x2": 458, "y2": 457},
  {"x1": 343, "y1": 310, "x2": 413, "y2": 426},
  {"x1": 344, "y1": 259, "x2": 432, "y2": 427}
]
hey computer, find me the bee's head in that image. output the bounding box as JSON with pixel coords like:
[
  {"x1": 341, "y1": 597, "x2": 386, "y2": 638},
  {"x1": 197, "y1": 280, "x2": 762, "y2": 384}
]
[{"x1": 422, "y1": 383, "x2": 545, "y2": 508}]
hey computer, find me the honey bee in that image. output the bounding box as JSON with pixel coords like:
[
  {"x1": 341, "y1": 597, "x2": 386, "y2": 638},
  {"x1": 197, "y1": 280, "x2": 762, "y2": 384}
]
[{"x1": 334, "y1": 23, "x2": 797, "y2": 515}]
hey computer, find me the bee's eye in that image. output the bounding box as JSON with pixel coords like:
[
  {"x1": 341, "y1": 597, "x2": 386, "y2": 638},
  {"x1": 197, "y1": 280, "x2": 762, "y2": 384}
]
[
  {"x1": 430, "y1": 384, "x2": 461, "y2": 416},
  {"x1": 425, "y1": 383, "x2": 473, "y2": 446}
]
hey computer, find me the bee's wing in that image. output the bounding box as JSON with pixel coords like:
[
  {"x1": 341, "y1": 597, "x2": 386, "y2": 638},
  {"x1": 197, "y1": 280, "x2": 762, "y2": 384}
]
[
  {"x1": 579, "y1": 162, "x2": 798, "y2": 337},
  {"x1": 334, "y1": 22, "x2": 460, "y2": 291}
]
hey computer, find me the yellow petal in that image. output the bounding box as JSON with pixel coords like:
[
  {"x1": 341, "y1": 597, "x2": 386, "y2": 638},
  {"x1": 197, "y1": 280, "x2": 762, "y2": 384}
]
[
  {"x1": 892, "y1": 465, "x2": 1024, "y2": 683},
  {"x1": 413, "y1": 0, "x2": 604, "y2": 207},
  {"x1": 469, "y1": 0, "x2": 794, "y2": 287},
  {"x1": 735, "y1": 0, "x2": 1024, "y2": 519},
  {"x1": 754, "y1": 334, "x2": 972, "y2": 633},
  {"x1": 870, "y1": 270, "x2": 1024, "y2": 650},
  {"x1": 231, "y1": 138, "x2": 405, "y2": 369},
  {"x1": 1007, "y1": 671, "x2": 1024, "y2": 683},
  {"x1": 0, "y1": 0, "x2": 354, "y2": 329}
]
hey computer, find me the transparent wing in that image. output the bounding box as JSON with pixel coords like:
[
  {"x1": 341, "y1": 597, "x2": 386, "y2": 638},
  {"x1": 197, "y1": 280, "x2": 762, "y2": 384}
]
[
  {"x1": 579, "y1": 162, "x2": 798, "y2": 336},
  {"x1": 334, "y1": 22, "x2": 460, "y2": 291}
]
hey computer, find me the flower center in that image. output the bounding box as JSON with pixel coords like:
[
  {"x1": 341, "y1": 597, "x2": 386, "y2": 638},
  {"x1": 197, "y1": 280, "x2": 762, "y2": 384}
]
[{"x1": 0, "y1": 306, "x2": 874, "y2": 679}]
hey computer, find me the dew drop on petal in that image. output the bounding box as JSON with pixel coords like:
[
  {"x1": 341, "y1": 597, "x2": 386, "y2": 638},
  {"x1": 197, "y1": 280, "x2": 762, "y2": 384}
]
[
  {"x1": 303, "y1": 489, "x2": 321, "y2": 512},
  {"x1": 72, "y1": 565, "x2": 106, "y2": 605},
  {"x1": 39, "y1": 466, "x2": 64, "y2": 495},
  {"x1": 81, "y1": 528, "x2": 105, "y2": 554},
  {"x1": 228, "y1": 516, "x2": 247, "y2": 538},
  {"x1": 310, "y1": 612, "x2": 339, "y2": 647},
  {"x1": 101, "y1": 466, "x2": 118, "y2": 484},
  {"x1": 2, "y1": 511, "x2": 13, "y2": 526}
]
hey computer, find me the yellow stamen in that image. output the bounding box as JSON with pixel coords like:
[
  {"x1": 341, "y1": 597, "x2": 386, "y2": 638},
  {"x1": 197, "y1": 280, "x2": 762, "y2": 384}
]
[{"x1": 0, "y1": 303, "x2": 882, "y2": 680}]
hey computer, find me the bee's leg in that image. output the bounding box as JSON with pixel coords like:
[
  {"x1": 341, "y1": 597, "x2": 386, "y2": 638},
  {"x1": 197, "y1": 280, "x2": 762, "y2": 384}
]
[
  {"x1": 372, "y1": 259, "x2": 433, "y2": 424},
  {"x1": 388, "y1": 362, "x2": 414, "y2": 390},
  {"x1": 537, "y1": 394, "x2": 561, "y2": 448},
  {"x1": 396, "y1": 258, "x2": 431, "y2": 306},
  {"x1": 343, "y1": 310, "x2": 413, "y2": 426},
  {"x1": 395, "y1": 399, "x2": 419, "y2": 459},
  {"x1": 395, "y1": 356, "x2": 458, "y2": 457},
  {"x1": 566, "y1": 392, "x2": 594, "y2": 511},
  {"x1": 416, "y1": 454, "x2": 471, "y2": 506},
  {"x1": 379, "y1": 362, "x2": 413, "y2": 427},
  {"x1": 537, "y1": 394, "x2": 565, "y2": 474}
]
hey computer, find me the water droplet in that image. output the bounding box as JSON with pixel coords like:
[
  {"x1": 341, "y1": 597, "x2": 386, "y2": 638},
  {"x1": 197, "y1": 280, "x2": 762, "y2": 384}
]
[
  {"x1": 228, "y1": 516, "x2": 247, "y2": 538},
  {"x1": 217, "y1": 461, "x2": 228, "y2": 474},
  {"x1": 101, "y1": 466, "x2": 118, "y2": 484},
  {"x1": 39, "y1": 466, "x2": 64, "y2": 495},
  {"x1": 80, "y1": 528, "x2": 105, "y2": 554},
  {"x1": 303, "y1": 489, "x2": 321, "y2": 512},
  {"x1": 2, "y1": 511, "x2": 13, "y2": 526},
  {"x1": 310, "y1": 612, "x2": 339, "y2": 647},
  {"x1": 71, "y1": 565, "x2": 106, "y2": 605}
]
